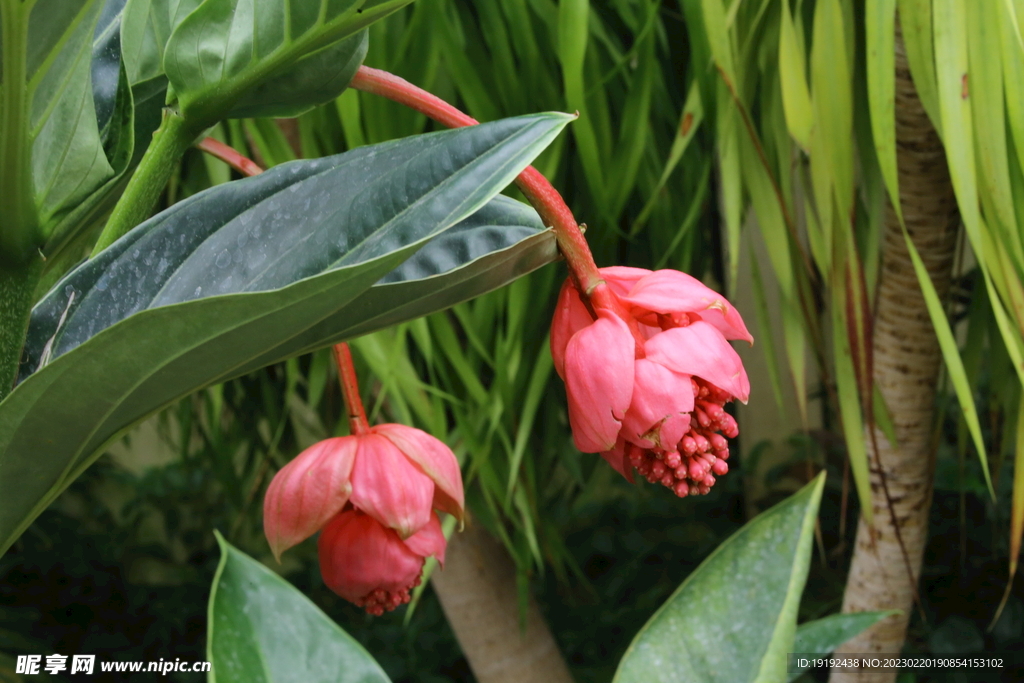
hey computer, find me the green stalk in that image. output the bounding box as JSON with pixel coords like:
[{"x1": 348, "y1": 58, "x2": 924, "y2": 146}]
[
  {"x1": 0, "y1": 0, "x2": 41, "y2": 266},
  {"x1": 91, "y1": 109, "x2": 200, "y2": 256},
  {"x1": 0, "y1": 256, "x2": 43, "y2": 401}
]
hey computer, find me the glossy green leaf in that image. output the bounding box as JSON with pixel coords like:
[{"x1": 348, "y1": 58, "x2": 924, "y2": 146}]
[
  {"x1": 41, "y1": 0, "x2": 140, "y2": 264},
  {"x1": 786, "y1": 611, "x2": 898, "y2": 682},
  {"x1": 0, "y1": 0, "x2": 117, "y2": 262},
  {"x1": 614, "y1": 474, "x2": 826, "y2": 683},
  {"x1": 0, "y1": 113, "x2": 570, "y2": 557},
  {"x1": 122, "y1": 0, "x2": 401, "y2": 124},
  {"x1": 208, "y1": 532, "x2": 391, "y2": 683}
]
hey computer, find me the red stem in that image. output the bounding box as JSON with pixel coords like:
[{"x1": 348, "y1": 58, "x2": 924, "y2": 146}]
[
  {"x1": 196, "y1": 137, "x2": 265, "y2": 177},
  {"x1": 349, "y1": 66, "x2": 603, "y2": 295},
  {"x1": 334, "y1": 343, "x2": 370, "y2": 435}
]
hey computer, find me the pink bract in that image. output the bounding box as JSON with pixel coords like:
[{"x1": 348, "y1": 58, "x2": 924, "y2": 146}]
[
  {"x1": 550, "y1": 266, "x2": 752, "y2": 497},
  {"x1": 318, "y1": 509, "x2": 446, "y2": 615}
]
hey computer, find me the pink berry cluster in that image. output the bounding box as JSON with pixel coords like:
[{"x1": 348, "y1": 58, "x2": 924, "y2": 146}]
[{"x1": 626, "y1": 378, "x2": 738, "y2": 497}]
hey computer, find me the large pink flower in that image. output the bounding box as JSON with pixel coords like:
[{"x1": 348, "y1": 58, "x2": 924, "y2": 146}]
[
  {"x1": 263, "y1": 424, "x2": 462, "y2": 612},
  {"x1": 551, "y1": 267, "x2": 751, "y2": 496}
]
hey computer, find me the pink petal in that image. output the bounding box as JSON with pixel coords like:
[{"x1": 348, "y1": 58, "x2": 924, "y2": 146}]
[
  {"x1": 318, "y1": 510, "x2": 425, "y2": 604},
  {"x1": 373, "y1": 424, "x2": 464, "y2": 521},
  {"x1": 349, "y1": 434, "x2": 434, "y2": 539},
  {"x1": 551, "y1": 278, "x2": 595, "y2": 379},
  {"x1": 599, "y1": 266, "x2": 652, "y2": 297},
  {"x1": 621, "y1": 359, "x2": 694, "y2": 450},
  {"x1": 563, "y1": 311, "x2": 636, "y2": 452},
  {"x1": 402, "y1": 512, "x2": 447, "y2": 566},
  {"x1": 600, "y1": 439, "x2": 631, "y2": 481},
  {"x1": 623, "y1": 270, "x2": 753, "y2": 343},
  {"x1": 643, "y1": 322, "x2": 751, "y2": 403},
  {"x1": 263, "y1": 437, "x2": 356, "y2": 561}
]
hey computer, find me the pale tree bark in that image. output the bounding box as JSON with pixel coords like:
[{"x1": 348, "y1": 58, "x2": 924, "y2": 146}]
[
  {"x1": 829, "y1": 24, "x2": 961, "y2": 683},
  {"x1": 431, "y1": 521, "x2": 575, "y2": 683}
]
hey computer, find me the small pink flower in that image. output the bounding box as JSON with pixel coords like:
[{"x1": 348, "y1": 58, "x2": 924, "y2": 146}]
[
  {"x1": 319, "y1": 509, "x2": 446, "y2": 616},
  {"x1": 263, "y1": 424, "x2": 462, "y2": 613},
  {"x1": 551, "y1": 266, "x2": 751, "y2": 496}
]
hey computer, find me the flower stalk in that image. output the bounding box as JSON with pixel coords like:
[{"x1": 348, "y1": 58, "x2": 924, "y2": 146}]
[
  {"x1": 92, "y1": 110, "x2": 201, "y2": 256},
  {"x1": 349, "y1": 67, "x2": 603, "y2": 295},
  {"x1": 348, "y1": 66, "x2": 651, "y2": 351},
  {"x1": 334, "y1": 342, "x2": 370, "y2": 436}
]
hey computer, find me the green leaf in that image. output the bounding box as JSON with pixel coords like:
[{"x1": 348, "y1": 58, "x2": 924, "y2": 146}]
[
  {"x1": 701, "y1": 0, "x2": 737, "y2": 90},
  {"x1": 778, "y1": 0, "x2": 812, "y2": 151},
  {"x1": 558, "y1": 0, "x2": 604, "y2": 208},
  {"x1": 613, "y1": 474, "x2": 826, "y2": 683},
  {"x1": 0, "y1": 0, "x2": 116, "y2": 262},
  {"x1": 787, "y1": 611, "x2": 899, "y2": 682},
  {"x1": 865, "y1": 0, "x2": 899, "y2": 224},
  {"x1": 41, "y1": 0, "x2": 141, "y2": 263},
  {"x1": 164, "y1": 0, "x2": 403, "y2": 123},
  {"x1": 897, "y1": 0, "x2": 941, "y2": 133},
  {"x1": 208, "y1": 531, "x2": 392, "y2": 683},
  {"x1": 0, "y1": 113, "x2": 570, "y2": 557}
]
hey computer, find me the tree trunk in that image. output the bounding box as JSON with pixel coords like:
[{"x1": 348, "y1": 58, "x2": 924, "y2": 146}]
[
  {"x1": 431, "y1": 521, "x2": 575, "y2": 683},
  {"x1": 829, "y1": 25, "x2": 961, "y2": 683}
]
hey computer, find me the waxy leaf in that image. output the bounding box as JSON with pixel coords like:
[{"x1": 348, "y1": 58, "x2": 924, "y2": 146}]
[
  {"x1": 786, "y1": 611, "x2": 897, "y2": 682},
  {"x1": 614, "y1": 474, "x2": 825, "y2": 683},
  {"x1": 0, "y1": 0, "x2": 116, "y2": 262},
  {"x1": 0, "y1": 113, "x2": 570, "y2": 557},
  {"x1": 121, "y1": 0, "x2": 404, "y2": 124},
  {"x1": 41, "y1": 0, "x2": 141, "y2": 263},
  {"x1": 208, "y1": 532, "x2": 392, "y2": 683}
]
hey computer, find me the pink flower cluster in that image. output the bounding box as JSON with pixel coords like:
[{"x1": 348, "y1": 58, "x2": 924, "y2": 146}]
[
  {"x1": 263, "y1": 425, "x2": 463, "y2": 615},
  {"x1": 551, "y1": 267, "x2": 751, "y2": 496}
]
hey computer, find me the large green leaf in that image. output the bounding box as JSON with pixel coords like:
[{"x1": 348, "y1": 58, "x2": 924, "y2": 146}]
[
  {"x1": 0, "y1": 0, "x2": 117, "y2": 262},
  {"x1": 208, "y1": 532, "x2": 391, "y2": 683},
  {"x1": 0, "y1": 113, "x2": 570, "y2": 557},
  {"x1": 39, "y1": 0, "x2": 141, "y2": 264},
  {"x1": 121, "y1": 0, "x2": 404, "y2": 124},
  {"x1": 613, "y1": 474, "x2": 826, "y2": 683},
  {"x1": 786, "y1": 611, "x2": 897, "y2": 682}
]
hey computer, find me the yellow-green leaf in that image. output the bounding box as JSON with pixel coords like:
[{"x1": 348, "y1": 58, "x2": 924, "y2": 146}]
[{"x1": 778, "y1": 0, "x2": 812, "y2": 151}]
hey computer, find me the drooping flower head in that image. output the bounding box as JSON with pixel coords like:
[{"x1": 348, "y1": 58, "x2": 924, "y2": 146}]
[
  {"x1": 551, "y1": 266, "x2": 751, "y2": 496},
  {"x1": 263, "y1": 423, "x2": 463, "y2": 613}
]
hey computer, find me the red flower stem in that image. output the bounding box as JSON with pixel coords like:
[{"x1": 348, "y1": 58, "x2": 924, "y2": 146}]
[
  {"x1": 196, "y1": 137, "x2": 265, "y2": 177},
  {"x1": 349, "y1": 66, "x2": 603, "y2": 296},
  {"x1": 334, "y1": 343, "x2": 371, "y2": 436}
]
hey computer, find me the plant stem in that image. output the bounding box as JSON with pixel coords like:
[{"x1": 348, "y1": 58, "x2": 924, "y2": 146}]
[
  {"x1": 91, "y1": 109, "x2": 201, "y2": 256},
  {"x1": 349, "y1": 66, "x2": 648, "y2": 351},
  {"x1": 349, "y1": 66, "x2": 603, "y2": 295},
  {"x1": 197, "y1": 137, "x2": 264, "y2": 177},
  {"x1": 333, "y1": 343, "x2": 369, "y2": 435},
  {"x1": 0, "y1": 255, "x2": 43, "y2": 401}
]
